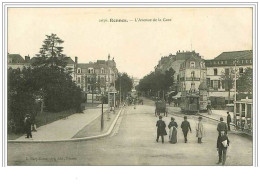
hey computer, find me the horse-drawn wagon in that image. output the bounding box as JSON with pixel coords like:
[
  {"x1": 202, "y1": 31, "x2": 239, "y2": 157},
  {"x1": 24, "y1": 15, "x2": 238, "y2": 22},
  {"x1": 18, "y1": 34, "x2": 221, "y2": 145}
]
[{"x1": 155, "y1": 100, "x2": 168, "y2": 116}]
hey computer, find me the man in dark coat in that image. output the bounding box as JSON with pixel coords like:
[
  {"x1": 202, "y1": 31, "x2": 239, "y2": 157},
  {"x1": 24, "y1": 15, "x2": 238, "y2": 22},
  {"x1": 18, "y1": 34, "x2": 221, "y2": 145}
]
[
  {"x1": 217, "y1": 130, "x2": 230, "y2": 165},
  {"x1": 217, "y1": 117, "x2": 228, "y2": 136},
  {"x1": 227, "y1": 112, "x2": 232, "y2": 131},
  {"x1": 181, "y1": 116, "x2": 192, "y2": 143},
  {"x1": 156, "y1": 115, "x2": 167, "y2": 144},
  {"x1": 24, "y1": 114, "x2": 32, "y2": 138}
]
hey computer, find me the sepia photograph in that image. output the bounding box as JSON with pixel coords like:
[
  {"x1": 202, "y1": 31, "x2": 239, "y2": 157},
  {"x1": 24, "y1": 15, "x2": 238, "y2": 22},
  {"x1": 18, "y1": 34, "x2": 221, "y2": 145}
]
[{"x1": 4, "y1": 4, "x2": 255, "y2": 166}]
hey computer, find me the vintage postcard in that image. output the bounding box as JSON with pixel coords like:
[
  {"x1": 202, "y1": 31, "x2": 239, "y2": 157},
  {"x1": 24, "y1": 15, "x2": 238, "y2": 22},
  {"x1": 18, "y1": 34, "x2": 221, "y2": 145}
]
[{"x1": 4, "y1": 4, "x2": 256, "y2": 166}]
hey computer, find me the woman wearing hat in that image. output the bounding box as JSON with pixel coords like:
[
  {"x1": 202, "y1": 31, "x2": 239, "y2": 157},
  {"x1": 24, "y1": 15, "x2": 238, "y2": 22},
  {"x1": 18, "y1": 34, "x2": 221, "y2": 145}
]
[
  {"x1": 168, "y1": 117, "x2": 178, "y2": 144},
  {"x1": 196, "y1": 116, "x2": 205, "y2": 144}
]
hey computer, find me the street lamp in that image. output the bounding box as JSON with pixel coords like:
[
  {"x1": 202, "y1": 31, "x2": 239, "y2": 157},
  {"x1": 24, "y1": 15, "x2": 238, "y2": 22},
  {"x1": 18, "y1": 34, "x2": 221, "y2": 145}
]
[
  {"x1": 233, "y1": 59, "x2": 238, "y2": 128},
  {"x1": 101, "y1": 94, "x2": 104, "y2": 131}
]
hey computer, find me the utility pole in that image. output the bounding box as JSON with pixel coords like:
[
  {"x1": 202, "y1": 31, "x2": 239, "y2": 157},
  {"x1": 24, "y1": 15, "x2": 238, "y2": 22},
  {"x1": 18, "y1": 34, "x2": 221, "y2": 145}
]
[
  {"x1": 233, "y1": 59, "x2": 237, "y2": 128},
  {"x1": 120, "y1": 76, "x2": 122, "y2": 107},
  {"x1": 101, "y1": 95, "x2": 104, "y2": 130}
]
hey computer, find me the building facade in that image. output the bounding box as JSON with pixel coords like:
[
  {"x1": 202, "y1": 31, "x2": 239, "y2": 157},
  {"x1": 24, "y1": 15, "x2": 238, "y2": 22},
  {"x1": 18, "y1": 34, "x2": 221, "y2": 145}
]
[
  {"x1": 7, "y1": 54, "x2": 31, "y2": 69},
  {"x1": 155, "y1": 50, "x2": 206, "y2": 93},
  {"x1": 205, "y1": 50, "x2": 253, "y2": 102},
  {"x1": 75, "y1": 55, "x2": 118, "y2": 95}
]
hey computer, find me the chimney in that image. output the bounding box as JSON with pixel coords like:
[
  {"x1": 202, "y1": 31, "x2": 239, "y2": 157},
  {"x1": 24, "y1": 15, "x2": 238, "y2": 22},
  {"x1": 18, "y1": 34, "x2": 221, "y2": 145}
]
[
  {"x1": 25, "y1": 55, "x2": 30, "y2": 63},
  {"x1": 75, "y1": 56, "x2": 78, "y2": 64}
]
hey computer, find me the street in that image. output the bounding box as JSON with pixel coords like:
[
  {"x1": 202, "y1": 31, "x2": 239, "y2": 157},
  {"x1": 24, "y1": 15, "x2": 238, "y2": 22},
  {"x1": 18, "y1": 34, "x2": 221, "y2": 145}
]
[{"x1": 7, "y1": 98, "x2": 253, "y2": 166}]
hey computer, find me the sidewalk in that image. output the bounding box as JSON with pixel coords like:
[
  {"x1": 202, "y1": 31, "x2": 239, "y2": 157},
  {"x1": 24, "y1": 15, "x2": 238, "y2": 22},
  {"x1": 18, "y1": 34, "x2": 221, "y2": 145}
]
[
  {"x1": 15, "y1": 107, "x2": 108, "y2": 141},
  {"x1": 199, "y1": 110, "x2": 233, "y2": 123}
]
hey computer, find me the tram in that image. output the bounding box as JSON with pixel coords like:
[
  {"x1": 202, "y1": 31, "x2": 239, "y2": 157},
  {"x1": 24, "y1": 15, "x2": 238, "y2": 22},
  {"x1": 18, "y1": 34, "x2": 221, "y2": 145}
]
[
  {"x1": 180, "y1": 85, "x2": 208, "y2": 114},
  {"x1": 180, "y1": 92, "x2": 200, "y2": 114}
]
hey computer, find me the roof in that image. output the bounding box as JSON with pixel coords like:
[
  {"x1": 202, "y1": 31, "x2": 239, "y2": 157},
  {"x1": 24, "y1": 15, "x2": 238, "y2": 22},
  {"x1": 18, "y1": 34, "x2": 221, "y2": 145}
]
[
  {"x1": 168, "y1": 60, "x2": 185, "y2": 72},
  {"x1": 214, "y1": 50, "x2": 252, "y2": 60},
  {"x1": 76, "y1": 62, "x2": 109, "y2": 69},
  {"x1": 8, "y1": 54, "x2": 25, "y2": 63},
  {"x1": 64, "y1": 57, "x2": 75, "y2": 64}
]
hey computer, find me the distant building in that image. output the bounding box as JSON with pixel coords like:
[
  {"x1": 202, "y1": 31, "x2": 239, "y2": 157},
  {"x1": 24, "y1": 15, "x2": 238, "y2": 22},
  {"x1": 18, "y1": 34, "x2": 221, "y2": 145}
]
[
  {"x1": 155, "y1": 50, "x2": 206, "y2": 93},
  {"x1": 7, "y1": 53, "x2": 31, "y2": 69},
  {"x1": 75, "y1": 54, "x2": 118, "y2": 94},
  {"x1": 205, "y1": 50, "x2": 253, "y2": 102},
  {"x1": 178, "y1": 52, "x2": 206, "y2": 92},
  {"x1": 131, "y1": 77, "x2": 140, "y2": 92}
]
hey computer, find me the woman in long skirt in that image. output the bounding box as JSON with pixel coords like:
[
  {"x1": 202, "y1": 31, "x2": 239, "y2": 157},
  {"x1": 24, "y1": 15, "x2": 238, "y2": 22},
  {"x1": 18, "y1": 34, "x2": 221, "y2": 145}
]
[{"x1": 168, "y1": 117, "x2": 178, "y2": 144}]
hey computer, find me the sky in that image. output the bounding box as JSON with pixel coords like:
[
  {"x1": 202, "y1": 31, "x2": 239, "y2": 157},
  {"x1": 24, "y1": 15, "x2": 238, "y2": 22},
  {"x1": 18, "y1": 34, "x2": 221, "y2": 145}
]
[{"x1": 8, "y1": 8, "x2": 252, "y2": 79}]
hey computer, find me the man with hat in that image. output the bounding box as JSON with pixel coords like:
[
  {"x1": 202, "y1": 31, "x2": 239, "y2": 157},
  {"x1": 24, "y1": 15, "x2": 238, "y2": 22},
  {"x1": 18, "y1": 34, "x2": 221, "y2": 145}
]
[
  {"x1": 217, "y1": 117, "x2": 228, "y2": 136},
  {"x1": 24, "y1": 114, "x2": 32, "y2": 139},
  {"x1": 156, "y1": 115, "x2": 167, "y2": 144},
  {"x1": 227, "y1": 112, "x2": 232, "y2": 131},
  {"x1": 181, "y1": 116, "x2": 192, "y2": 143}
]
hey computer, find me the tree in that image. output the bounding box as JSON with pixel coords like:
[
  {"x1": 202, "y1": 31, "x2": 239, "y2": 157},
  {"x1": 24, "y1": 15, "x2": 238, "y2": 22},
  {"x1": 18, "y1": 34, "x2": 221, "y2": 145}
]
[
  {"x1": 33, "y1": 33, "x2": 67, "y2": 68},
  {"x1": 220, "y1": 68, "x2": 235, "y2": 103},
  {"x1": 137, "y1": 68, "x2": 175, "y2": 99},
  {"x1": 115, "y1": 73, "x2": 133, "y2": 100},
  {"x1": 237, "y1": 68, "x2": 253, "y2": 96}
]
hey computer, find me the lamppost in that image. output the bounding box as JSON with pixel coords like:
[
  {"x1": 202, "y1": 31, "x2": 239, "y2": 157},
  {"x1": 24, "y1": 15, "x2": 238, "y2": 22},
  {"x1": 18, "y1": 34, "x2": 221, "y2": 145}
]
[
  {"x1": 119, "y1": 76, "x2": 122, "y2": 107},
  {"x1": 233, "y1": 59, "x2": 238, "y2": 127},
  {"x1": 101, "y1": 94, "x2": 104, "y2": 131}
]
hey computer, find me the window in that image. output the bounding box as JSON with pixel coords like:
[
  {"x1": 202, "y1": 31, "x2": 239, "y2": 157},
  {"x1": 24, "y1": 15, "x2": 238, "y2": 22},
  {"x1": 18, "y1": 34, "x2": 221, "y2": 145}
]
[
  {"x1": 88, "y1": 68, "x2": 94, "y2": 74},
  {"x1": 239, "y1": 67, "x2": 243, "y2": 74},
  {"x1": 241, "y1": 60, "x2": 244, "y2": 64},
  {"x1": 225, "y1": 68, "x2": 229, "y2": 75},
  {"x1": 221, "y1": 61, "x2": 224, "y2": 64},
  {"x1": 191, "y1": 71, "x2": 195, "y2": 78},
  {"x1": 213, "y1": 80, "x2": 219, "y2": 90},
  {"x1": 77, "y1": 68, "x2": 81, "y2": 73},
  {"x1": 210, "y1": 80, "x2": 213, "y2": 88},
  {"x1": 207, "y1": 78, "x2": 211, "y2": 87},
  {"x1": 77, "y1": 77, "x2": 81, "y2": 83},
  {"x1": 222, "y1": 80, "x2": 225, "y2": 89},
  {"x1": 191, "y1": 82, "x2": 195, "y2": 90},
  {"x1": 101, "y1": 68, "x2": 105, "y2": 74},
  {"x1": 225, "y1": 61, "x2": 228, "y2": 64},
  {"x1": 246, "y1": 60, "x2": 248, "y2": 64},
  {"x1": 214, "y1": 68, "x2": 218, "y2": 75},
  {"x1": 190, "y1": 61, "x2": 195, "y2": 68}
]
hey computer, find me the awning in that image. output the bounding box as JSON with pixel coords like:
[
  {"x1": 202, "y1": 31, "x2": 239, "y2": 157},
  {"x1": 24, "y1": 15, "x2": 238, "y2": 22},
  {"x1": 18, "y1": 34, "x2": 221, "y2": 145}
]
[
  {"x1": 166, "y1": 91, "x2": 176, "y2": 96},
  {"x1": 172, "y1": 92, "x2": 181, "y2": 99}
]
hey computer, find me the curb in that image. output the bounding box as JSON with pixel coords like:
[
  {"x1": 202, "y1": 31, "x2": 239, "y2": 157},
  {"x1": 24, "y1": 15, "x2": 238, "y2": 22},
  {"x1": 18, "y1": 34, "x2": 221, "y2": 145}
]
[{"x1": 8, "y1": 108, "x2": 124, "y2": 143}]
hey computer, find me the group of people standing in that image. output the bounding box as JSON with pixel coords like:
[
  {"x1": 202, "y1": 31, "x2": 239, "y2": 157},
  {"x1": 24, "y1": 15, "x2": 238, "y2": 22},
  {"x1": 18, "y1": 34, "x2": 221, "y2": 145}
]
[
  {"x1": 156, "y1": 114, "x2": 231, "y2": 165},
  {"x1": 156, "y1": 115, "x2": 205, "y2": 144}
]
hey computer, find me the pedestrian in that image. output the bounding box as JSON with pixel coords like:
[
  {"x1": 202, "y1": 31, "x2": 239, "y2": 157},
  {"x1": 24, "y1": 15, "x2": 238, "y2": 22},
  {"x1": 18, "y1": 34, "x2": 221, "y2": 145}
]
[
  {"x1": 227, "y1": 112, "x2": 231, "y2": 131},
  {"x1": 156, "y1": 115, "x2": 167, "y2": 144},
  {"x1": 24, "y1": 114, "x2": 32, "y2": 139},
  {"x1": 168, "y1": 117, "x2": 178, "y2": 144},
  {"x1": 216, "y1": 130, "x2": 230, "y2": 165},
  {"x1": 207, "y1": 102, "x2": 212, "y2": 115},
  {"x1": 181, "y1": 116, "x2": 192, "y2": 143},
  {"x1": 217, "y1": 117, "x2": 228, "y2": 136},
  {"x1": 196, "y1": 116, "x2": 205, "y2": 144}
]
